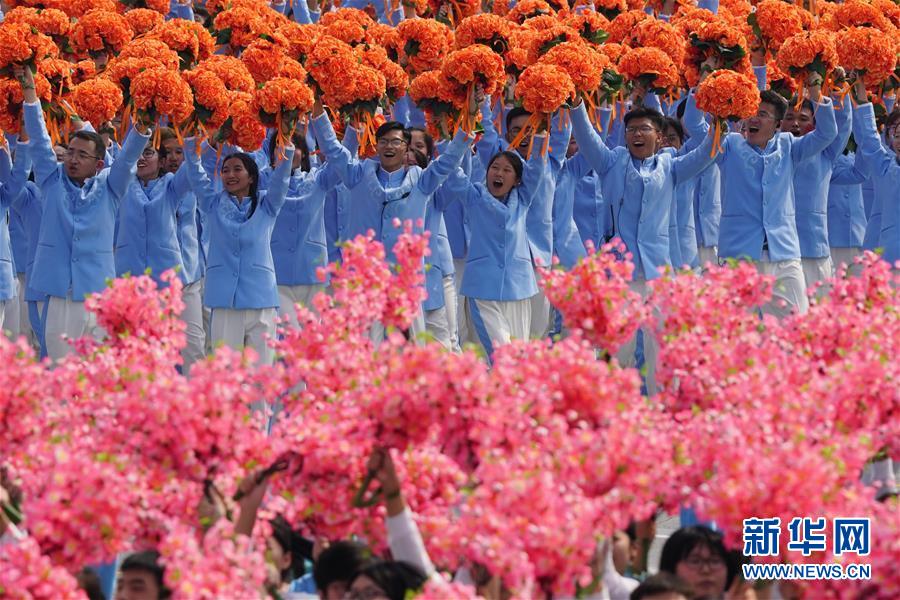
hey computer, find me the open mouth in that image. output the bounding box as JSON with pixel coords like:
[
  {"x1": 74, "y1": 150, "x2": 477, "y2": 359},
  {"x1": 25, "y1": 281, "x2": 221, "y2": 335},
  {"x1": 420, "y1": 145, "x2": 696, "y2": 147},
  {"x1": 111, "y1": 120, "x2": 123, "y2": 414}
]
[
  {"x1": 491, "y1": 178, "x2": 504, "y2": 190},
  {"x1": 382, "y1": 150, "x2": 396, "y2": 158},
  {"x1": 747, "y1": 125, "x2": 760, "y2": 134}
]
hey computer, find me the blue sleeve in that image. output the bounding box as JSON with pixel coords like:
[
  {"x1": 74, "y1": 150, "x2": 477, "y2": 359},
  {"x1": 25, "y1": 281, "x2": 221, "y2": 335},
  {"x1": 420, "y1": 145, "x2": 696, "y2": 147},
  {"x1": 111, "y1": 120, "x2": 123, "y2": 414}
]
[
  {"x1": 673, "y1": 127, "x2": 716, "y2": 184},
  {"x1": 292, "y1": 0, "x2": 316, "y2": 23},
  {"x1": 107, "y1": 126, "x2": 150, "y2": 200},
  {"x1": 549, "y1": 110, "x2": 572, "y2": 168},
  {"x1": 683, "y1": 90, "x2": 710, "y2": 138},
  {"x1": 475, "y1": 98, "x2": 503, "y2": 168},
  {"x1": 171, "y1": 155, "x2": 194, "y2": 200},
  {"x1": 22, "y1": 102, "x2": 59, "y2": 186},
  {"x1": 417, "y1": 129, "x2": 471, "y2": 195},
  {"x1": 310, "y1": 113, "x2": 364, "y2": 188},
  {"x1": 570, "y1": 102, "x2": 615, "y2": 175},
  {"x1": 830, "y1": 156, "x2": 868, "y2": 185},
  {"x1": 791, "y1": 97, "x2": 837, "y2": 165},
  {"x1": 185, "y1": 137, "x2": 218, "y2": 214},
  {"x1": 884, "y1": 95, "x2": 895, "y2": 114},
  {"x1": 597, "y1": 107, "x2": 613, "y2": 142},
  {"x1": 442, "y1": 166, "x2": 479, "y2": 209},
  {"x1": 520, "y1": 134, "x2": 548, "y2": 208},
  {"x1": 852, "y1": 103, "x2": 894, "y2": 178},
  {"x1": 568, "y1": 152, "x2": 592, "y2": 179},
  {"x1": 697, "y1": 0, "x2": 718, "y2": 12},
  {"x1": 1, "y1": 140, "x2": 30, "y2": 209},
  {"x1": 824, "y1": 96, "x2": 853, "y2": 161},
  {"x1": 0, "y1": 144, "x2": 11, "y2": 184},
  {"x1": 262, "y1": 146, "x2": 296, "y2": 216},
  {"x1": 342, "y1": 125, "x2": 360, "y2": 158},
  {"x1": 170, "y1": 1, "x2": 194, "y2": 20},
  {"x1": 642, "y1": 92, "x2": 663, "y2": 114},
  {"x1": 753, "y1": 65, "x2": 767, "y2": 91}
]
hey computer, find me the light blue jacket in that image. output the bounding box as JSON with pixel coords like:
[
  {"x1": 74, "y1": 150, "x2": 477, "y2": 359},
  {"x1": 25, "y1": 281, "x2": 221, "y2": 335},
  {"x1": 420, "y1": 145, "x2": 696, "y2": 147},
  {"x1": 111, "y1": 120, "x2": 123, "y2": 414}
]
[
  {"x1": 176, "y1": 191, "x2": 203, "y2": 284},
  {"x1": 852, "y1": 103, "x2": 900, "y2": 264},
  {"x1": 686, "y1": 93, "x2": 837, "y2": 261},
  {"x1": 116, "y1": 161, "x2": 193, "y2": 284},
  {"x1": 827, "y1": 152, "x2": 867, "y2": 249},
  {"x1": 442, "y1": 135, "x2": 548, "y2": 301},
  {"x1": 8, "y1": 145, "x2": 45, "y2": 302},
  {"x1": 185, "y1": 138, "x2": 295, "y2": 309},
  {"x1": 0, "y1": 145, "x2": 22, "y2": 301},
  {"x1": 570, "y1": 102, "x2": 717, "y2": 280},
  {"x1": 793, "y1": 98, "x2": 853, "y2": 258},
  {"x1": 553, "y1": 152, "x2": 592, "y2": 268},
  {"x1": 24, "y1": 102, "x2": 146, "y2": 301}
]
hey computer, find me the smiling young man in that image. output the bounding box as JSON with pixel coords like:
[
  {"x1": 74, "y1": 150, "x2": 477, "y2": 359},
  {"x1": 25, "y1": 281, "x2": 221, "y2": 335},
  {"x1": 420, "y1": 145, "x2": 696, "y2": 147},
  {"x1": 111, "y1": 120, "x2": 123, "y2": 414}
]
[
  {"x1": 685, "y1": 72, "x2": 838, "y2": 317},
  {"x1": 17, "y1": 66, "x2": 149, "y2": 360}
]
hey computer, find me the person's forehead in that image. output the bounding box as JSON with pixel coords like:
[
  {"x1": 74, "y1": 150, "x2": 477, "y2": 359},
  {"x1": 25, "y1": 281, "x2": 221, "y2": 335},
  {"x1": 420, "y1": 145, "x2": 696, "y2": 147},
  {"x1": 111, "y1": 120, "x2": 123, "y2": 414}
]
[
  {"x1": 628, "y1": 117, "x2": 656, "y2": 128},
  {"x1": 68, "y1": 137, "x2": 94, "y2": 149},
  {"x1": 378, "y1": 129, "x2": 404, "y2": 140},
  {"x1": 162, "y1": 138, "x2": 182, "y2": 150},
  {"x1": 509, "y1": 114, "x2": 529, "y2": 129},
  {"x1": 120, "y1": 570, "x2": 154, "y2": 585}
]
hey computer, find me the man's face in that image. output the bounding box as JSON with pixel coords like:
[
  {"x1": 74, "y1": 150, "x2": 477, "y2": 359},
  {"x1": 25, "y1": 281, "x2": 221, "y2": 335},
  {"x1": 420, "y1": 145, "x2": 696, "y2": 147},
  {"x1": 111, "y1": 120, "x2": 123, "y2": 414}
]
[
  {"x1": 781, "y1": 106, "x2": 814, "y2": 137},
  {"x1": 662, "y1": 126, "x2": 682, "y2": 150},
  {"x1": 161, "y1": 138, "x2": 184, "y2": 174},
  {"x1": 64, "y1": 137, "x2": 104, "y2": 183},
  {"x1": 115, "y1": 570, "x2": 160, "y2": 600},
  {"x1": 376, "y1": 129, "x2": 407, "y2": 172},
  {"x1": 409, "y1": 130, "x2": 429, "y2": 158},
  {"x1": 566, "y1": 136, "x2": 578, "y2": 159},
  {"x1": 625, "y1": 117, "x2": 662, "y2": 160},
  {"x1": 507, "y1": 114, "x2": 532, "y2": 156},
  {"x1": 744, "y1": 102, "x2": 781, "y2": 149},
  {"x1": 890, "y1": 122, "x2": 900, "y2": 158}
]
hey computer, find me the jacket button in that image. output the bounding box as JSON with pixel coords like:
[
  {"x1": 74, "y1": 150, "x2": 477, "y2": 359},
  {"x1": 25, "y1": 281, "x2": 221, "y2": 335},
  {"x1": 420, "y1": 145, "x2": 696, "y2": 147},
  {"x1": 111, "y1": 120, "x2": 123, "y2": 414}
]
[
  {"x1": 233, "y1": 272, "x2": 238, "y2": 276},
  {"x1": 289, "y1": 247, "x2": 295, "y2": 252},
  {"x1": 73, "y1": 258, "x2": 79, "y2": 262},
  {"x1": 498, "y1": 262, "x2": 504, "y2": 268}
]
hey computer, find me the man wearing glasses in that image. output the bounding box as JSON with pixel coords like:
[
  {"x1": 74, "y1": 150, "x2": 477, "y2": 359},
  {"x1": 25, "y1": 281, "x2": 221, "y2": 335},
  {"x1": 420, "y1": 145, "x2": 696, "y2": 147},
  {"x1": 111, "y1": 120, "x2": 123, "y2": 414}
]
[
  {"x1": 684, "y1": 73, "x2": 837, "y2": 317},
  {"x1": 16, "y1": 67, "x2": 149, "y2": 360}
]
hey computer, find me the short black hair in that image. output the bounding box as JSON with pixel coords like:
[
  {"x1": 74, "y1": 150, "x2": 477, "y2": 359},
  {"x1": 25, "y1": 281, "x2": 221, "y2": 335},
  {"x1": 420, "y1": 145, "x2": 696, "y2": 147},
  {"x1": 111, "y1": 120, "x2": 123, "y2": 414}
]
[
  {"x1": 270, "y1": 515, "x2": 312, "y2": 584},
  {"x1": 663, "y1": 117, "x2": 685, "y2": 143},
  {"x1": 759, "y1": 90, "x2": 788, "y2": 121},
  {"x1": 506, "y1": 106, "x2": 531, "y2": 132},
  {"x1": 659, "y1": 526, "x2": 743, "y2": 591},
  {"x1": 221, "y1": 153, "x2": 261, "y2": 217},
  {"x1": 623, "y1": 107, "x2": 665, "y2": 131},
  {"x1": 675, "y1": 98, "x2": 687, "y2": 120},
  {"x1": 409, "y1": 148, "x2": 429, "y2": 168},
  {"x1": 406, "y1": 126, "x2": 434, "y2": 158},
  {"x1": 71, "y1": 130, "x2": 106, "y2": 159},
  {"x1": 348, "y1": 561, "x2": 428, "y2": 600},
  {"x1": 787, "y1": 98, "x2": 816, "y2": 117},
  {"x1": 76, "y1": 567, "x2": 106, "y2": 600},
  {"x1": 487, "y1": 150, "x2": 524, "y2": 181},
  {"x1": 313, "y1": 541, "x2": 375, "y2": 592},
  {"x1": 268, "y1": 130, "x2": 310, "y2": 171},
  {"x1": 375, "y1": 121, "x2": 410, "y2": 144},
  {"x1": 631, "y1": 572, "x2": 694, "y2": 600},
  {"x1": 886, "y1": 108, "x2": 900, "y2": 133},
  {"x1": 119, "y1": 551, "x2": 171, "y2": 600}
]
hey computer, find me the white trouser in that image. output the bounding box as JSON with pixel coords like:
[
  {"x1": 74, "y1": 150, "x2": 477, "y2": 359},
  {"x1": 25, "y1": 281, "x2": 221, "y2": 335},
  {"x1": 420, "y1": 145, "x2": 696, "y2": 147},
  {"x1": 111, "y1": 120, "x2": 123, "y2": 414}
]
[
  {"x1": 3, "y1": 273, "x2": 25, "y2": 338},
  {"x1": 469, "y1": 297, "x2": 531, "y2": 356},
  {"x1": 830, "y1": 247, "x2": 862, "y2": 275},
  {"x1": 277, "y1": 284, "x2": 325, "y2": 327},
  {"x1": 424, "y1": 275, "x2": 459, "y2": 352},
  {"x1": 615, "y1": 278, "x2": 659, "y2": 396},
  {"x1": 698, "y1": 246, "x2": 718, "y2": 272},
  {"x1": 200, "y1": 277, "x2": 212, "y2": 354},
  {"x1": 180, "y1": 280, "x2": 205, "y2": 374},
  {"x1": 209, "y1": 307, "x2": 278, "y2": 365},
  {"x1": 45, "y1": 295, "x2": 104, "y2": 360},
  {"x1": 756, "y1": 253, "x2": 809, "y2": 318},
  {"x1": 529, "y1": 267, "x2": 550, "y2": 339},
  {"x1": 453, "y1": 258, "x2": 476, "y2": 347},
  {"x1": 801, "y1": 256, "x2": 833, "y2": 293}
]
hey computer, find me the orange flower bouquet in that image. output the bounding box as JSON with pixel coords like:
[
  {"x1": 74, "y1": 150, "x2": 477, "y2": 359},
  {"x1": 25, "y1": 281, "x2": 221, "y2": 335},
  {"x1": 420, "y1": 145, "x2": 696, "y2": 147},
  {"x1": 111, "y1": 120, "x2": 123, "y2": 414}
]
[
  {"x1": 72, "y1": 59, "x2": 97, "y2": 85},
  {"x1": 223, "y1": 92, "x2": 267, "y2": 150},
  {"x1": 323, "y1": 19, "x2": 368, "y2": 46},
  {"x1": 241, "y1": 36, "x2": 288, "y2": 83},
  {"x1": 253, "y1": 76, "x2": 314, "y2": 148},
  {"x1": 59, "y1": 0, "x2": 119, "y2": 20},
  {"x1": 70, "y1": 9, "x2": 135, "y2": 58},
  {"x1": 70, "y1": 76, "x2": 123, "y2": 129},
  {"x1": 627, "y1": 18, "x2": 686, "y2": 68},
  {"x1": 0, "y1": 22, "x2": 59, "y2": 73},
  {"x1": 276, "y1": 22, "x2": 322, "y2": 63},
  {"x1": 118, "y1": 0, "x2": 169, "y2": 14},
  {"x1": 836, "y1": 26, "x2": 899, "y2": 90},
  {"x1": 319, "y1": 7, "x2": 375, "y2": 30},
  {"x1": 523, "y1": 24, "x2": 582, "y2": 63},
  {"x1": 766, "y1": 60, "x2": 799, "y2": 100},
  {"x1": 38, "y1": 59, "x2": 80, "y2": 144},
  {"x1": 0, "y1": 74, "x2": 51, "y2": 133},
  {"x1": 355, "y1": 45, "x2": 409, "y2": 104},
  {"x1": 129, "y1": 66, "x2": 195, "y2": 138},
  {"x1": 521, "y1": 15, "x2": 559, "y2": 32},
  {"x1": 454, "y1": 14, "x2": 514, "y2": 55},
  {"x1": 118, "y1": 39, "x2": 181, "y2": 72},
  {"x1": 503, "y1": 29, "x2": 534, "y2": 76},
  {"x1": 213, "y1": 7, "x2": 271, "y2": 50},
  {"x1": 506, "y1": 0, "x2": 555, "y2": 25},
  {"x1": 440, "y1": 45, "x2": 506, "y2": 131},
  {"x1": 181, "y1": 68, "x2": 230, "y2": 133},
  {"x1": 685, "y1": 20, "x2": 750, "y2": 87},
  {"x1": 366, "y1": 23, "x2": 402, "y2": 62},
  {"x1": 304, "y1": 35, "x2": 355, "y2": 94},
  {"x1": 605, "y1": 9, "x2": 649, "y2": 44},
  {"x1": 194, "y1": 55, "x2": 255, "y2": 94},
  {"x1": 594, "y1": 0, "x2": 627, "y2": 20},
  {"x1": 151, "y1": 19, "x2": 216, "y2": 69},
  {"x1": 4, "y1": 7, "x2": 72, "y2": 48},
  {"x1": 618, "y1": 47, "x2": 680, "y2": 94},
  {"x1": 409, "y1": 69, "x2": 466, "y2": 139},
  {"x1": 564, "y1": 11, "x2": 610, "y2": 46},
  {"x1": 38, "y1": 58, "x2": 74, "y2": 96},
  {"x1": 278, "y1": 57, "x2": 307, "y2": 81},
  {"x1": 671, "y1": 5, "x2": 717, "y2": 38},
  {"x1": 821, "y1": 0, "x2": 895, "y2": 35},
  {"x1": 396, "y1": 18, "x2": 453, "y2": 75},
  {"x1": 104, "y1": 56, "x2": 169, "y2": 104},
  {"x1": 776, "y1": 31, "x2": 838, "y2": 90},
  {"x1": 512, "y1": 63, "x2": 575, "y2": 154},
  {"x1": 123, "y1": 8, "x2": 165, "y2": 37},
  {"x1": 747, "y1": 0, "x2": 804, "y2": 54},
  {"x1": 324, "y1": 63, "x2": 387, "y2": 155},
  {"x1": 538, "y1": 41, "x2": 606, "y2": 96},
  {"x1": 427, "y1": 0, "x2": 479, "y2": 27},
  {"x1": 695, "y1": 68, "x2": 759, "y2": 153}
]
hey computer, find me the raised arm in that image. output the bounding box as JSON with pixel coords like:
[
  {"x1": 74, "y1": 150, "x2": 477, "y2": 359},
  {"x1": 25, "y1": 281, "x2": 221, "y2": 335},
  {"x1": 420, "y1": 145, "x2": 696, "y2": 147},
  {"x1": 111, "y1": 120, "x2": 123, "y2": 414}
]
[
  {"x1": 549, "y1": 109, "x2": 572, "y2": 168},
  {"x1": 310, "y1": 109, "x2": 365, "y2": 189},
  {"x1": 261, "y1": 145, "x2": 296, "y2": 216},
  {"x1": 831, "y1": 154, "x2": 868, "y2": 185},
  {"x1": 0, "y1": 143, "x2": 11, "y2": 185},
  {"x1": 184, "y1": 137, "x2": 218, "y2": 213},
  {"x1": 683, "y1": 88, "x2": 710, "y2": 138},
  {"x1": 520, "y1": 133, "x2": 549, "y2": 207},
  {"x1": 851, "y1": 101, "x2": 893, "y2": 178},
  {"x1": 107, "y1": 125, "x2": 151, "y2": 200},
  {"x1": 416, "y1": 129, "x2": 472, "y2": 195},
  {"x1": 475, "y1": 97, "x2": 504, "y2": 168},
  {"x1": 673, "y1": 126, "x2": 717, "y2": 183},
  {"x1": 791, "y1": 96, "x2": 837, "y2": 165},
  {"x1": 1, "y1": 139, "x2": 32, "y2": 210},
  {"x1": 824, "y1": 94, "x2": 853, "y2": 162},
  {"x1": 569, "y1": 102, "x2": 615, "y2": 176}
]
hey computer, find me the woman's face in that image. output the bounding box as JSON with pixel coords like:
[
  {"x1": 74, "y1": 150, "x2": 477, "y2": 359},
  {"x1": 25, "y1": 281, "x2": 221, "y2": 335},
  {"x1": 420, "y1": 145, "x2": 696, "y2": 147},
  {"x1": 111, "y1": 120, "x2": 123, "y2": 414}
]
[
  {"x1": 136, "y1": 146, "x2": 160, "y2": 182},
  {"x1": 404, "y1": 149, "x2": 419, "y2": 167},
  {"x1": 346, "y1": 575, "x2": 388, "y2": 600},
  {"x1": 674, "y1": 543, "x2": 728, "y2": 599},
  {"x1": 486, "y1": 155, "x2": 520, "y2": 199},
  {"x1": 409, "y1": 130, "x2": 429, "y2": 158},
  {"x1": 221, "y1": 157, "x2": 254, "y2": 197}
]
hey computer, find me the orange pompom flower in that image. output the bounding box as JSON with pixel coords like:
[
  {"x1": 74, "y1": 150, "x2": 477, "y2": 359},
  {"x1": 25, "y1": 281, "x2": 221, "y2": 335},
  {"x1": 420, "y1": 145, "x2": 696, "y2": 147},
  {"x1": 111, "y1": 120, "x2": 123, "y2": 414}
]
[
  {"x1": 241, "y1": 37, "x2": 287, "y2": 83},
  {"x1": 0, "y1": 22, "x2": 58, "y2": 71},
  {"x1": 685, "y1": 19, "x2": 750, "y2": 87},
  {"x1": 869, "y1": 0, "x2": 900, "y2": 30},
  {"x1": 38, "y1": 58, "x2": 74, "y2": 95},
  {"x1": 598, "y1": 42, "x2": 629, "y2": 66},
  {"x1": 605, "y1": 9, "x2": 649, "y2": 44},
  {"x1": 836, "y1": 26, "x2": 899, "y2": 89},
  {"x1": 521, "y1": 15, "x2": 559, "y2": 32},
  {"x1": 226, "y1": 92, "x2": 267, "y2": 151},
  {"x1": 747, "y1": 0, "x2": 804, "y2": 53},
  {"x1": 72, "y1": 59, "x2": 97, "y2": 84},
  {"x1": 104, "y1": 56, "x2": 169, "y2": 97},
  {"x1": 278, "y1": 57, "x2": 308, "y2": 81},
  {"x1": 123, "y1": 9, "x2": 164, "y2": 36},
  {"x1": 441, "y1": 45, "x2": 506, "y2": 98},
  {"x1": 195, "y1": 55, "x2": 255, "y2": 94},
  {"x1": 205, "y1": 0, "x2": 269, "y2": 18},
  {"x1": 409, "y1": 70, "x2": 464, "y2": 138},
  {"x1": 618, "y1": 47, "x2": 680, "y2": 93},
  {"x1": 319, "y1": 7, "x2": 376, "y2": 30},
  {"x1": 671, "y1": 6, "x2": 717, "y2": 37},
  {"x1": 130, "y1": 65, "x2": 194, "y2": 125},
  {"x1": 70, "y1": 77, "x2": 123, "y2": 128},
  {"x1": 821, "y1": 0, "x2": 895, "y2": 35},
  {"x1": 355, "y1": 45, "x2": 409, "y2": 103},
  {"x1": 776, "y1": 31, "x2": 838, "y2": 83},
  {"x1": 276, "y1": 22, "x2": 323, "y2": 63},
  {"x1": 628, "y1": 18, "x2": 686, "y2": 68},
  {"x1": 396, "y1": 19, "x2": 453, "y2": 75},
  {"x1": 695, "y1": 68, "x2": 759, "y2": 120},
  {"x1": 564, "y1": 11, "x2": 611, "y2": 46},
  {"x1": 0, "y1": 74, "x2": 51, "y2": 133},
  {"x1": 61, "y1": 0, "x2": 119, "y2": 19},
  {"x1": 70, "y1": 9, "x2": 134, "y2": 57},
  {"x1": 506, "y1": 0, "x2": 555, "y2": 25},
  {"x1": 253, "y1": 76, "x2": 314, "y2": 131},
  {"x1": 366, "y1": 23, "x2": 403, "y2": 61},
  {"x1": 119, "y1": 0, "x2": 169, "y2": 14},
  {"x1": 538, "y1": 41, "x2": 607, "y2": 95},
  {"x1": 213, "y1": 7, "x2": 271, "y2": 50},
  {"x1": 515, "y1": 63, "x2": 574, "y2": 114},
  {"x1": 454, "y1": 14, "x2": 514, "y2": 54},
  {"x1": 304, "y1": 35, "x2": 355, "y2": 92},
  {"x1": 152, "y1": 19, "x2": 216, "y2": 68},
  {"x1": 594, "y1": 0, "x2": 626, "y2": 20},
  {"x1": 324, "y1": 19, "x2": 367, "y2": 46},
  {"x1": 118, "y1": 38, "x2": 180, "y2": 72},
  {"x1": 4, "y1": 7, "x2": 71, "y2": 44},
  {"x1": 766, "y1": 59, "x2": 798, "y2": 100},
  {"x1": 182, "y1": 68, "x2": 230, "y2": 130}
]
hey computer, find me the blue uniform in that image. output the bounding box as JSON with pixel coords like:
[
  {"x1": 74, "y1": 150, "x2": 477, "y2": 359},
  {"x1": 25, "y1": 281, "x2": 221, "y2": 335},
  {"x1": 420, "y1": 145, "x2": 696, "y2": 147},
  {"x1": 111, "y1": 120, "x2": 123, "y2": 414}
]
[
  {"x1": 184, "y1": 138, "x2": 296, "y2": 309},
  {"x1": 23, "y1": 102, "x2": 146, "y2": 301},
  {"x1": 827, "y1": 153, "x2": 867, "y2": 249}
]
